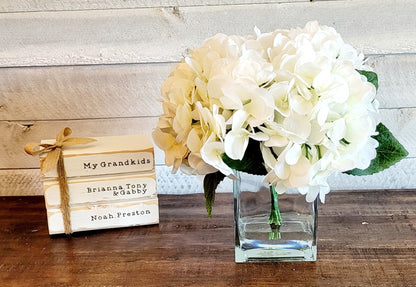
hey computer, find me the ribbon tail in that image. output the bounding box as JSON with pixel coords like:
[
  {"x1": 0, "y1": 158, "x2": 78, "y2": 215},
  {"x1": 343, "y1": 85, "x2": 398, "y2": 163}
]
[{"x1": 57, "y1": 148, "x2": 72, "y2": 235}]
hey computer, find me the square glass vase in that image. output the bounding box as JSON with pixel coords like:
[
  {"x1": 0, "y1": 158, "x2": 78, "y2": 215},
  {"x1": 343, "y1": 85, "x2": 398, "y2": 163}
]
[{"x1": 233, "y1": 171, "x2": 318, "y2": 263}]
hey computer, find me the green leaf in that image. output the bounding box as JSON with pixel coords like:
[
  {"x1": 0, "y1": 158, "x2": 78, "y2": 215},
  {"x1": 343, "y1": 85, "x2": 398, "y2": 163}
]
[
  {"x1": 357, "y1": 69, "x2": 378, "y2": 90},
  {"x1": 222, "y1": 139, "x2": 267, "y2": 175},
  {"x1": 203, "y1": 171, "x2": 225, "y2": 217},
  {"x1": 345, "y1": 123, "x2": 408, "y2": 176}
]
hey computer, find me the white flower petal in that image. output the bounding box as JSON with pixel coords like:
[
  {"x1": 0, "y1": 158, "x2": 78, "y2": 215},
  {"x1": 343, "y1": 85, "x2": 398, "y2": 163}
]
[
  {"x1": 250, "y1": 132, "x2": 269, "y2": 141},
  {"x1": 245, "y1": 91, "x2": 274, "y2": 126},
  {"x1": 274, "y1": 183, "x2": 287, "y2": 194},
  {"x1": 290, "y1": 92, "x2": 313, "y2": 115},
  {"x1": 317, "y1": 105, "x2": 329, "y2": 126},
  {"x1": 265, "y1": 135, "x2": 289, "y2": 147},
  {"x1": 305, "y1": 186, "x2": 320, "y2": 202},
  {"x1": 319, "y1": 184, "x2": 330, "y2": 203},
  {"x1": 298, "y1": 186, "x2": 309, "y2": 195},
  {"x1": 260, "y1": 144, "x2": 277, "y2": 169},
  {"x1": 275, "y1": 161, "x2": 290, "y2": 180},
  {"x1": 188, "y1": 153, "x2": 218, "y2": 175},
  {"x1": 269, "y1": 82, "x2": 290, "y2": 117},
  {"x1": 187, "y1": 128, "x2": 203, "y2": 153},
  {"x1": 285, "y1": 143, "x2": 302, "y2": 165},
  {"x1": 291, "y1": 156, "x2": 311, "y2": 175},
  {"x1": 283, "y1": 114, "x2": 312, "y2": 142},
  {"x1": 231, "y1": 110, "x2": 248, "y2": 130},
  {"x1": 200, "y1": 137, "x2": 234, "y2": 176},
  {"x1": 328, "y1": 118, "x2": 346, "y2": 142},
  {"x1": 224, "y1": 129, "x2": 249, "y2": 160}
]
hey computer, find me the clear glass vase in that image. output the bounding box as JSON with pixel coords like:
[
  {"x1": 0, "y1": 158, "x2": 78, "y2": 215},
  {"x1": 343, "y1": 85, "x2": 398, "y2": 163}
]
[{"x1": 233, "y1": 171, "x2": 318, "y2": 263}]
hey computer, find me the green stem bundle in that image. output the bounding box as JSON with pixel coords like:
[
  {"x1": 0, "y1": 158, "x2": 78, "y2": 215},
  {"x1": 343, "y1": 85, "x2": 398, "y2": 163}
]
[{"x1": 268, "y1": 185, "x2": 282, "y2": 239}]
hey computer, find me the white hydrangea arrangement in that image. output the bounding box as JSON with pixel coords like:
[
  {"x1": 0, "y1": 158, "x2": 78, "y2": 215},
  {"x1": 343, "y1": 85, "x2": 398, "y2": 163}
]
[{"x1": 153, "y1": 21, "x2": 407, "y2": 218}]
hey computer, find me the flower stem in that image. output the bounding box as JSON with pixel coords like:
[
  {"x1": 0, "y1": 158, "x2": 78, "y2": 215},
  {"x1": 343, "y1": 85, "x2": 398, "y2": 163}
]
[{"x1": 268, "y1": 185, "x2": 282, "y2": 239}]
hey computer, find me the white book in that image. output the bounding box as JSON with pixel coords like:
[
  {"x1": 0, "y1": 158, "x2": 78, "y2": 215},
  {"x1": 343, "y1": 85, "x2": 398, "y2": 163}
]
[
  {"x1": 46, "y1": 197, "x2": 159, "y2": 235},
  {"x1": 44, "y1": 172, "x2": 157, "y2": 208},
  {"x1": 40, "y1": 134, "x2": 154, "y2": 179}
]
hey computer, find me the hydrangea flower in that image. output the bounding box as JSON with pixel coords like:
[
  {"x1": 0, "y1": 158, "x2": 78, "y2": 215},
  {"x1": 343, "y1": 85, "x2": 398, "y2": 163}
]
[{"x1": 153, "y1": 21, "x2": 407, "y2": 210}]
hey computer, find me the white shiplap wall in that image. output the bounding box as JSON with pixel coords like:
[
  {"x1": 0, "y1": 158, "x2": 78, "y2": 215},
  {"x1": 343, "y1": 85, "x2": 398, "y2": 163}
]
[{"x1": 1, "y1": 0, "x2": 415, "y2": 195}]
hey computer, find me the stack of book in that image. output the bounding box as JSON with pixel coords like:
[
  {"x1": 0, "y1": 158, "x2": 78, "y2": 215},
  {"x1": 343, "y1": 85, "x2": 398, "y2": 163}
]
[{"x1": 40, "y1": 134, "x2": 159, "y2": 235}]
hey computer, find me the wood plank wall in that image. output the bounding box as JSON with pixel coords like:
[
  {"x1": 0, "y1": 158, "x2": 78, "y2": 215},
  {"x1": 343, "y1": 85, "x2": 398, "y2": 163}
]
[{"x1": 1, "y1": 0, "x2": 415, "y2": 195}]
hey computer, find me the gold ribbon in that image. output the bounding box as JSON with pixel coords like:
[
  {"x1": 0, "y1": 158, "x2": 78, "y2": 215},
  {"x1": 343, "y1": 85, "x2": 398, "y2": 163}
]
[{"x1": 25, "y1": 127, "x2": 96, "y2": 234}]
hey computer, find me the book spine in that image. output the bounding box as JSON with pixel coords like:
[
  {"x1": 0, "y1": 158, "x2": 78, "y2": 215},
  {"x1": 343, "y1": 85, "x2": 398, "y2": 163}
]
[
  {"x1": 46, "y1": 198, "x2": 159, "y2": 235},
  {"x1": 44, "y1": 172, "x2": 157, "y2": 208},
  {"x1": 42, "y1": 150, "x2": 154, "y2": 178}
]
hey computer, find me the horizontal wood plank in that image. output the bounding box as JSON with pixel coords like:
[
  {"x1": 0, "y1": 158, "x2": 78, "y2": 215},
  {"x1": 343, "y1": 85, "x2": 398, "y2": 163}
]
[
  {"x1": 0, "y1": 63, "x2": 169, "y2": 120},
  {"x1": 1, "y1": 107, "x2": 414, "y2": 168},
  {"x1": 367, "y1": 54, "x2": 416, "y2": 109},
  {"x1": 0, "y1": 192, "x2": 415, "y2": 286},
  {"x1": 0, "y1": 0, "x2": 415, "y2": 67},
  {"x1": 1, "y1": 54, "x2": 415, "y2": 121},
  {"x1": 0, "y1": 0, "x2": 307, "y2": 13},
  {"x1": 0, "y1": 169, "x2": 43, "y2": 196}
]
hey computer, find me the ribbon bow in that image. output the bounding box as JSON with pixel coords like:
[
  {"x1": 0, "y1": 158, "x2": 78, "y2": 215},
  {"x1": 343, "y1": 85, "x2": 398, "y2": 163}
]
[
  {"x1": 25, "y1": 127, "x2": 96, "y2": 173},
  {"x1": 25, "y1": 127, "x2": 96, "y2": 234}
]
